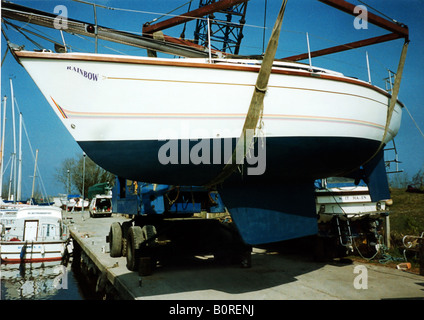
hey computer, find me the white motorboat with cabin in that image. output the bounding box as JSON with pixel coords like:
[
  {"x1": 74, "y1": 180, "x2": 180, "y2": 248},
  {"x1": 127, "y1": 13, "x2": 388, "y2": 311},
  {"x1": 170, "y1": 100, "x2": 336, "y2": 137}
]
[
  {"x1": 315, "y1": 178, "x2": 389, "y2": 222},
  {"x1": 0, "y1": 206, "x2": 70, "y2": 263}
]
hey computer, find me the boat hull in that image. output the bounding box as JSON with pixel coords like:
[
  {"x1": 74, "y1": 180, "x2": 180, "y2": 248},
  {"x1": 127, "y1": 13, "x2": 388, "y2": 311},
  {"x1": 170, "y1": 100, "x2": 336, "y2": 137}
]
[
  {"x1": 0, "y1": 241, "x2": 66, "y2": 263},
  {"x1": 16, "y1": 51, "x2": 402, "y2": 186},
  {"x1": 79, "y1": 136, "x2": 380, "y2": 185}
]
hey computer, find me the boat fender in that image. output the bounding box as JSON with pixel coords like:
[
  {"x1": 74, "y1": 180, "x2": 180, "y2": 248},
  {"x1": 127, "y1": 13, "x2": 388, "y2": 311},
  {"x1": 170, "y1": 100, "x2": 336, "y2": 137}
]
[
  {"x1": 66, "y1": 239, "x2": 74, "y2": 254},
  {"x1": 20, "y1": 242, "x2": 27, "y2": 260}
]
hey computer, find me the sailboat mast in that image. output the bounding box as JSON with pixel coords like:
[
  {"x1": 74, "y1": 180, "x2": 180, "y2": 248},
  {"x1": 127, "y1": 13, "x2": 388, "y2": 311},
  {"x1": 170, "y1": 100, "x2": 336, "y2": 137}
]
[
  {"x1": 9, "y1": 78, "x2": 17, "y2": 202},
  {"x1": 0, "y1": 96, "x2": 6, "y2": 199},
  {"x1": 7, "y1": 154, "x2": 14, "y2": 201},
  {"x1": 17, "y1": 112, "x2": 22, "y2": 201},
  {"x1": 31, "y1": 149, "x2": 39, "y2": 200}
]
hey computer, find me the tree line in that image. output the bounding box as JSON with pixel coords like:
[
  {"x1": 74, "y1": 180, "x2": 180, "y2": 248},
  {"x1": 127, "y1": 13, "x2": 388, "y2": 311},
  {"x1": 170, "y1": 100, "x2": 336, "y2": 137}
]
[
  {"x1": 389, "y1": 168, "x2": 424, "y2": 190},
  {"x1": 55, "y1": 153, "x2": 115, "y2": 198},
  {"x1": 56, "y1": 153, "x2": 422, "y2": 198}
]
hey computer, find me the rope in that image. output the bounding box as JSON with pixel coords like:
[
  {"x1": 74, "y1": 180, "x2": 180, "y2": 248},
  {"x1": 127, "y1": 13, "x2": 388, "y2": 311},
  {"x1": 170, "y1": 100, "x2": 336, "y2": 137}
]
[
  {"x1": 148, "y1": 0, "x2": 195, "y2": 24},
  {"x1": 357, "y1": 0, "x2": 399, "y2": 24},
  {"x1": 1, "y1": 46, "x2": 9, "y2": 67},
  {"x1": 404, "y1": 105, "x2": 424, "y2": 141},
  {"x1": 180, "y1": 1, "x2": 193, "y2": 39},
  {"x1": 203, "y1": 0, "x2": 288, "y2": 188},
  {"x1": 72, "y1": 0, "x2": 261, "y2": 29},
  {"x1": 318, "y1": 181, "x2": 403, "y2": 264},
  {"x1": 3, "y1": 19, "x2": 63, "y2": 49},
  {"x1": 379, "y1": 42, "x2": 409, "y2": 150},
  {"x1": 12, "y1": 98, "x2": 50, "y2": 201},
  {"x1": 5, "y1": 20, "x2": 44, "y2": 50},
  {"x1": 341, "y1": 40, "x2": 409, "y2": 178},
  {"x1": 378, "y1": 247, "x2": 405, "y2": 264}
]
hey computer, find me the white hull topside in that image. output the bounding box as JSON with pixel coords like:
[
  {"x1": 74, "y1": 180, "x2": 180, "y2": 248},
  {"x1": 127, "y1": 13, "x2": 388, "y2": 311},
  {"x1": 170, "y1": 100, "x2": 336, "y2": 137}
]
[
  {"x1": 14, "y1": 51, "x2": 403, "y2": 184},
  {"x1": 16, "y1": 51, "x2": 402, "y2": 144},
  {"x1": 0, "y1": 241, "x2": 66, "y2": 263}
]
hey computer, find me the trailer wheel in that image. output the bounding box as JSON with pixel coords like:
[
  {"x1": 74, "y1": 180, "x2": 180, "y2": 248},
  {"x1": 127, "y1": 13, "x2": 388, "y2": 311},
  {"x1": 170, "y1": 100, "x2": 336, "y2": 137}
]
[
  {"x1": 126, "y1": 226, "x2": 143, "y2": 271},
  {"x1": 109, "y1": 222, "x2": 122, "y2": 258},
  {"x1": 142, "y1": 225, "x2": 157, "y2": 246},
  {"x1": 121, "y1": 238, "x2": 128, "y2": 258},
  {"x1": 121, "y1": 221, "x2": 132, "y2": 257},
  {"x1": 139, "y1": 225, "x2": 158, "y2": 276}
]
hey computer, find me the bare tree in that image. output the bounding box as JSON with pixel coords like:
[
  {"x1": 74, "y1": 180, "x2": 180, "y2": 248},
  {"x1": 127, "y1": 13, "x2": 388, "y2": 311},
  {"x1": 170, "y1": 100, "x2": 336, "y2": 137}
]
[
  {"x1": 56, "y1": 154, "x2": 115, "y2": 197},
  {"x1": 411, "y1": 169, "x2": 424, "y2": 189},
  {"x1": 55, "y1": 158, "x2": 76, "y2": 194},
  {"x1": 389, "y1": 172, "x2": 409, "y2": 189}
]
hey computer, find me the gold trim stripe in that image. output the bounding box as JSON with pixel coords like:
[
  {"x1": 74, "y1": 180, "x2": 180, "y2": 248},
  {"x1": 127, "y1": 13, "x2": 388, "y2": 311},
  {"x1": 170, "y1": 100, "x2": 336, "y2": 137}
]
[
  {"x1": 105, "y1": 76, "x2": 387, "y2": 106},
  {"x1": 62, "y1": 107, "x2": 385, "y2": 130}
]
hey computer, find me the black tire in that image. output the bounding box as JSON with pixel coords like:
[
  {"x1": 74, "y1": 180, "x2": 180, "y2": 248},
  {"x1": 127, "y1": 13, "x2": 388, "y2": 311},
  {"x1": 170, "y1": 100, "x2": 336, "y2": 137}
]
[
  {"x1": 121, "y1": 238, "x2": 128, "y2": 258},
  {"x1": 121, "y1": 221, "x2": 132, "y2": 237},
  {"x1": 126, "y1": 226, "x2": 144, "y2": 271},
  {"x1": 140, "y1": 225, "x2": 158, "y2": 276},
  {"x1": 109, "y1": 222, "x2": 122, "y2": 258},
  {"x1": 142, "y1": 225, "x2": 157, "y2": 246},
  {"x1": 121, "y1": 221, "x2": 132, "y2": 257}
]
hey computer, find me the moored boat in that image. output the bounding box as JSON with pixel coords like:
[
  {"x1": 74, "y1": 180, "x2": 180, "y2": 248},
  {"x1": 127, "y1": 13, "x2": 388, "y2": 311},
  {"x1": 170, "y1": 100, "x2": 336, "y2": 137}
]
[
  {"x1": 314, "y1": 177, "x2": 392, "y2": 259},
  {"x1": 0, "y1": 206, "x2": 70, "y2": 263},
  {"x1": 315, "y1": 178, "x2": 389, "y2": 221}
]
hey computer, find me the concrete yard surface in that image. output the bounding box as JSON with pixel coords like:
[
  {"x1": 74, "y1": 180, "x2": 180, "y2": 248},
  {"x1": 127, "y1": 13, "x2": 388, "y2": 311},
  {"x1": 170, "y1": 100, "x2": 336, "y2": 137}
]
[{"x1": 64, "y1": 211, "x2": 424, "y2": 300}]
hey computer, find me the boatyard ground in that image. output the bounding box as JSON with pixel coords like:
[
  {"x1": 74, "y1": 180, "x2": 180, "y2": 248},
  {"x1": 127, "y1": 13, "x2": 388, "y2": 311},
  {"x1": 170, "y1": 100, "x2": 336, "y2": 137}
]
[
  {"x1": 382, "y1": 188, "x2": 424, "y2": 273},
  {"x1": 62, "y1": 188, "x2": 424, "y2": 301},
  {"x1": 389, "y1": 189, "x2": 424, "y2": 244}
]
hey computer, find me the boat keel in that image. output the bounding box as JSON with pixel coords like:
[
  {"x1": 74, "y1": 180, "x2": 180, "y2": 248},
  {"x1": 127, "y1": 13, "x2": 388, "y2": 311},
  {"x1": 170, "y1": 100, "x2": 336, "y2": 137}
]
[{"x1": 219, "y1": 182, "x2": 318, "y2": 245}]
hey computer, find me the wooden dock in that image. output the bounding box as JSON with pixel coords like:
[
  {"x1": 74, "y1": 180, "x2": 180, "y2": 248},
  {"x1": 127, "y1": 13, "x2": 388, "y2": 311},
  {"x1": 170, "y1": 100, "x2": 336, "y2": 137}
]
[
  {"x1": 63, "y1": 210, "x2": 424, "y2": 301},
  {"x1": 64, "y1": 211, "x2": 136, "y2": 299}
]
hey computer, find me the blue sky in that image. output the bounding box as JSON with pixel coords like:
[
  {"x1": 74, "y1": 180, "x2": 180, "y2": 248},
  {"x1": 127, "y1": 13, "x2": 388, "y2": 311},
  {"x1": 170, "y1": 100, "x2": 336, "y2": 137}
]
[{"x1": 1, "y1": 0, "x2": 423, "y2": 198}]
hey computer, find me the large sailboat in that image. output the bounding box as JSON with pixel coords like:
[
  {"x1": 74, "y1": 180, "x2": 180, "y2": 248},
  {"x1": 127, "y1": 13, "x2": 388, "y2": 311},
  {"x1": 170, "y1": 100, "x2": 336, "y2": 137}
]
[{"x1": 1, "y1": 0, "x2": 409, "y2": 245}]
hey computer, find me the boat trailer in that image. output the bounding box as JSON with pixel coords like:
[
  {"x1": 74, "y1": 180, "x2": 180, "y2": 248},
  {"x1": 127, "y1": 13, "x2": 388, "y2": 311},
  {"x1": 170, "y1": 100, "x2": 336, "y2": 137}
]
[{"x1": 106, "y1": 177, "x2": 251, "y2": 275}]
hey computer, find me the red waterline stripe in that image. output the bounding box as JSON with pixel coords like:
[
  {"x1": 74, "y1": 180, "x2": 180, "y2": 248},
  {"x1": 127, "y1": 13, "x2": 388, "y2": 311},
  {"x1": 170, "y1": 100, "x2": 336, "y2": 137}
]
[{"x1": 1, "y1": 256, "x2": 63, "y2": 264}]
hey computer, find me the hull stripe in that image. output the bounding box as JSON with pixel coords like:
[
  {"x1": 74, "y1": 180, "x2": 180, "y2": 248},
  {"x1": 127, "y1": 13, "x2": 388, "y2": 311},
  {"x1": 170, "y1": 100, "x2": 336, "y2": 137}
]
[
  {"x1": 51, "y1": 96, "x2": 68, "y2": 119},
  {"x1": 105, "y1": 76, "x2": 387, "y2": 106},
  {"x1": 59, "y1": 105, "x2": 386, "y2": 131}
]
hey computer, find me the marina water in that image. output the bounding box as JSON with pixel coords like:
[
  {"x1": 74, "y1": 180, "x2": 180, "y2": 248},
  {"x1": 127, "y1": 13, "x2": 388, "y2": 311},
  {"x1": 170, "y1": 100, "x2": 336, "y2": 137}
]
[{"x1": 0, "y1": 256, "x2": 100, "y2": 300}]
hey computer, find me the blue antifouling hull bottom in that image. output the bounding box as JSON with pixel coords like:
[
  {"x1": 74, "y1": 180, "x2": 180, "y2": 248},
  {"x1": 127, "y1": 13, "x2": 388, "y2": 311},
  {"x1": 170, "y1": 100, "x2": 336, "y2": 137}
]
[
  {"x1": 218, "y1": 182, "x2": 318, "y2": 245},
  {"x1": 363, "y1": 149, "x2": 391, "y2": 202}
]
